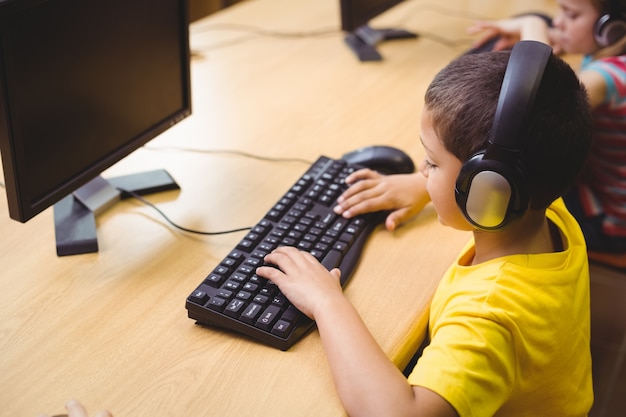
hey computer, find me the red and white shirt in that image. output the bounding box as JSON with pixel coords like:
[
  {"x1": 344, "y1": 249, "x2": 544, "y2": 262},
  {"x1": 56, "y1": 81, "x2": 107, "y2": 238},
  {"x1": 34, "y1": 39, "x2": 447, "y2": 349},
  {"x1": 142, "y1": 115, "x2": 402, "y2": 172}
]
[{"x1": 577, "y1": 55, "x2": 626, "y2": 237}]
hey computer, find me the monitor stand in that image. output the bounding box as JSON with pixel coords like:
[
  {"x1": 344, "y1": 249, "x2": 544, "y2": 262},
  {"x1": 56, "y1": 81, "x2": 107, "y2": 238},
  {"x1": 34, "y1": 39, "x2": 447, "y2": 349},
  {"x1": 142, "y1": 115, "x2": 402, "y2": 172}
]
[
  {"x1": 344, "y1": 24, "x2": 417, "y2": 62},
  {"x1": 53, "y1": 169, "x2": 179, "y2": 256}
]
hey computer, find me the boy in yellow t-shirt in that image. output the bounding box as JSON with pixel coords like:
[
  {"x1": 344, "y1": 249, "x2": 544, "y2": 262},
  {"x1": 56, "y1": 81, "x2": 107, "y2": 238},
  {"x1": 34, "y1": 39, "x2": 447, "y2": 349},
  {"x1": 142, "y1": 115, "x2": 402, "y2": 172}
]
[
  {"x1": 257, "y1": 41, "x2": 593, "y2": 416},
  {"x1": 407, "y1": 197, "x2": 591, "y2": 416}
]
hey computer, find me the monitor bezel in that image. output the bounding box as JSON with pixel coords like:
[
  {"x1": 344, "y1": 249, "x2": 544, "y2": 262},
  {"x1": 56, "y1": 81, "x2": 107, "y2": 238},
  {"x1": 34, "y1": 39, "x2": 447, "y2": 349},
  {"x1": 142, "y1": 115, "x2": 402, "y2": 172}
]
[{"x1": 0, "y1": 0, "x2": 192, "y2": 223}]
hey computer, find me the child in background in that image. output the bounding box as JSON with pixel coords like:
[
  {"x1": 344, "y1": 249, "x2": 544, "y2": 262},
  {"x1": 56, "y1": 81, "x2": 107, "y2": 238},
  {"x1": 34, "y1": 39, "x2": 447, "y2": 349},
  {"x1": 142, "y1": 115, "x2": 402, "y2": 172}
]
[
  {"x1": 257, "y1": 42, "x2": 593, "y2": 417},
  {"x1": 468, "y1": 0, "x2": 626, "y2": 269}
]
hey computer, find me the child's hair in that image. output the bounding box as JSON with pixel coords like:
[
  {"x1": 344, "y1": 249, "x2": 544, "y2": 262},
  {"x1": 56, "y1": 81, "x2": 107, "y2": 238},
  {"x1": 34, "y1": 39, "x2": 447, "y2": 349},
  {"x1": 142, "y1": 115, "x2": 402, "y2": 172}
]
[{"x1": 424, "y1": 51, "x2": 592, "y2": 210}]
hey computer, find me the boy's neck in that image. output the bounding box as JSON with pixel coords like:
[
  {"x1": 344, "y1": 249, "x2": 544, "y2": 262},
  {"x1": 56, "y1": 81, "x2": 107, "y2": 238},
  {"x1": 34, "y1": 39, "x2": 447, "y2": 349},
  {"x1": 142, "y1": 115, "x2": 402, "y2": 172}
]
[{"x1": 470, "y1": 210, "x2": 561, "y2": 265}]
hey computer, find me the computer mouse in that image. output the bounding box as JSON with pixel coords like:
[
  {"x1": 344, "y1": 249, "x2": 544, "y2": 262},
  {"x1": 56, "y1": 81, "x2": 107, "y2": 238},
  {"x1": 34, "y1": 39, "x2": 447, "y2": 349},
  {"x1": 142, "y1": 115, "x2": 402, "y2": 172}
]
[
  {"x1": 341, "y1": 145, "x2": 415, "y2": 175},
  {"x1": 464, "y1": 35, "x2": 499, "y2": 55}
]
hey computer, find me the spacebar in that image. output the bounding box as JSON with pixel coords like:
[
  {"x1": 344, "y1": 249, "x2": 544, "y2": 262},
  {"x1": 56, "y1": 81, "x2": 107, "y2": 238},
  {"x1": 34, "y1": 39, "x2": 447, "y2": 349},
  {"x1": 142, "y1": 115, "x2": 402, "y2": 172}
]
[{"x1": 321, "y1": 249, "x2": 342, "y2": 270}]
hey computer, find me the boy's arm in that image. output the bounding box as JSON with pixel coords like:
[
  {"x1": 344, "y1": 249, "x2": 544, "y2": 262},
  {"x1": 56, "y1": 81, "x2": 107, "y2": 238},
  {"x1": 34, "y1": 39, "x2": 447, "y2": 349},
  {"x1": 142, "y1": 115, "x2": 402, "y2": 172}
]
[
  {"x1": 257, "y1": 247, "x2": 458, "y2": 417},
  {"x1": 314, "y1": 294, "x2": 458, "y2": 417},
  {"x1": 578, "y1": 68, "x2": 609, "y2": 109},
  {"x1": 334, "y1": 169, "x2": 431, "y2": 231},
  {"x1": 467, "y1": 15, "x2": 551, "y2": 51}
]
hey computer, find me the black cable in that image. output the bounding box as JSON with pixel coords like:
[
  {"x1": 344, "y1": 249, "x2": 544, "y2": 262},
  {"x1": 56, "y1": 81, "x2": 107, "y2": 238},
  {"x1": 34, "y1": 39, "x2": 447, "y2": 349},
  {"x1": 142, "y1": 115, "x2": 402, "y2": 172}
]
[
  {"x1": 190, "y1": 23, "x2": 339, "y2": 51},
  {"x1": 191, "y1": 22, "x2": 340, "y2": 38},
  {"x1": 0, "y1": 177, "x2": 250, "y2": 235},
  {"x1": 143, "y1": 145, "x2": 314, "y2": 165},
  {"x1": 192, "y1": 34, "x2": 255, "y2": 51},
  {"x1": 118, "y1": 187, "x2": 252, "y2": 236},
  {"x1": 3, "y1": 175, "x2": 250, "y2": 235},
  {"x1": 124, "y1": 147, "x2": 313, "y2": 235},
  {"x1": 0, "y1": 148, "x2": 307, "y2": 234},
  {"x1": 417, "y1": 32, "x2": 474, "y2": 47}
]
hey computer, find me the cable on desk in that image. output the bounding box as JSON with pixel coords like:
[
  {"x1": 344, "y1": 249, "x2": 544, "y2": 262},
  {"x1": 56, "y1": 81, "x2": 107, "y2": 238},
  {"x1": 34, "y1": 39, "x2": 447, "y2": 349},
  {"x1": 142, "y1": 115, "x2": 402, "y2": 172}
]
[
  {"x1": 124, "y1": 147, "x2": 317, "y2": 235},
  {"x1": 391, "y1": 2, "x2": 497, "y2": 47},
  {"x1": 190, "y1": 24, "x2": 340, "y2": 51},
  {"x1": 417, "y1": 33, "x2": 474, "y2": 47},
  {"x1": 0, "y1": 174, "x2": 249, "y2": 236},
  {"x1": 190, "y1": 23, "x2": 475, "y2": 51},
  {"x1": 192, "y1": 35, "x2": 256, "y2": 51},
  {"x1": 117, "y1": 187, "x2": 252, "y2": 236},
  {"x1": 143, "y1": 145, "x2": 315, "y2": 165},
  {"x1": 191, "y1": 23, "x2": 340, "y2": 38}
]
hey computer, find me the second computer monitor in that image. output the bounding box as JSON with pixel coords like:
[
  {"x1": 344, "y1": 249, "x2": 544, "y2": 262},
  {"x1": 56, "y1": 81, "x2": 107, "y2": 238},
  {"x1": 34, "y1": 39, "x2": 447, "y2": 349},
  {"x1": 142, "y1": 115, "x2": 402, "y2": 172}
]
[{"x1": 340, "y1": 0, "x2": 416, "y2": 61}]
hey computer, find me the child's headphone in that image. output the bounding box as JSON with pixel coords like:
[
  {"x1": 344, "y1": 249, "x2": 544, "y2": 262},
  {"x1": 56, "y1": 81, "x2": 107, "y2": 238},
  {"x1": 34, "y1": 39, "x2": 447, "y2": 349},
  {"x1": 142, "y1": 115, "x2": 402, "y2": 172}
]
[
  {"x1": 594, "y1": 0, "x2": 626, "y2": 47},
  {"x1": 454, "y1": 41, "x2": 551, "y2": 231}
]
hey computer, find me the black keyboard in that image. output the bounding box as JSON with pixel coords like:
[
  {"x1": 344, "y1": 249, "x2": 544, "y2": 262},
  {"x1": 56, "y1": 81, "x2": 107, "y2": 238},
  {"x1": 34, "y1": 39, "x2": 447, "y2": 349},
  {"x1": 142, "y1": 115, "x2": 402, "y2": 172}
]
[{"x1": 185, "y1": 156, "x2": 387, "y2": 350}]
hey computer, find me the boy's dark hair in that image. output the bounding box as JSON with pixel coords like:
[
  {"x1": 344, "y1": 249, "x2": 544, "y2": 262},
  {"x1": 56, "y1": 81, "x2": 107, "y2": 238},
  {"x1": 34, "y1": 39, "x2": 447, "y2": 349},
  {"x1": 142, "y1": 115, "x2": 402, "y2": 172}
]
[{"x1": 424, "y1": 50, "x2": 592, "y2": 210}]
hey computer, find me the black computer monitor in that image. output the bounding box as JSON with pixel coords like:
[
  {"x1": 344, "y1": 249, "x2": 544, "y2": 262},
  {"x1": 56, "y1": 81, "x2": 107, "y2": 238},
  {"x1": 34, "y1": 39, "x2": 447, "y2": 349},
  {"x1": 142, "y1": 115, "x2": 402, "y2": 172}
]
[
  {"x1": 0, "y1": 0, "x2": 191, "y2": 256},
  {"x1": 340, "y1": 0, "x2": 417, "y2": 61}
]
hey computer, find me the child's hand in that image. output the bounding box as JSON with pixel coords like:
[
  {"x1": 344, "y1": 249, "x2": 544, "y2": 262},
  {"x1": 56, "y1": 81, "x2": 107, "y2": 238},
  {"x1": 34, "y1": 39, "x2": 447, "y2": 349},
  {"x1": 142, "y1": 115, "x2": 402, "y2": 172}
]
[
  {"x1": 38, "y1": 399, "x2": 112, "y2": 417},
  {"x1": 333, "y1": 169, "x2": 430, "y2": 231},
  {"x1": 467, "y1": 16, "x2": 551, "y2": 51},
  {"x1": 256, "y1": 246, "x2": 343, "y2": 320},
  {"x1": 467, "y1": 18, "x2": 524, "y2": 50}
]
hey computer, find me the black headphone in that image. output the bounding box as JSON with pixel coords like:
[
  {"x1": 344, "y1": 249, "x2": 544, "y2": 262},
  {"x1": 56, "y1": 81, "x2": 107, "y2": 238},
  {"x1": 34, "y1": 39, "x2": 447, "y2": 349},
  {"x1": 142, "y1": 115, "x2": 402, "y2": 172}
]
[
  {"x1": 454, "y1": 41, "x2": 551, "y2": 231},
  {"x1": 594, "y1": 0, "x2": 626, "y2": 47}
]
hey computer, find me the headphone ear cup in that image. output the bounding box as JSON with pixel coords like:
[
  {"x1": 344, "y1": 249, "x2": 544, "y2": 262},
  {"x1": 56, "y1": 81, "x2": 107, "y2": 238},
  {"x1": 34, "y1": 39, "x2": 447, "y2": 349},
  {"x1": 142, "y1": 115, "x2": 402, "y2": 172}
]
[
  {"x1": 455, "y1": 152, "x2": 530, "y2": 230},
  {"x1": 594, "y1": 13, "x2": 626, "y2": 46}
]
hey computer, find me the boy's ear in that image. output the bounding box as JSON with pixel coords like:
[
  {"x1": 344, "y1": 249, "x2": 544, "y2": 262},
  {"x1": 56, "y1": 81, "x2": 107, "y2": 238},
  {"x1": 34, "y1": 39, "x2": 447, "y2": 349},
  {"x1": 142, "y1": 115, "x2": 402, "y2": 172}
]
[{"x1": 455, "y1": 41, "x2": 551, "y2": 231}]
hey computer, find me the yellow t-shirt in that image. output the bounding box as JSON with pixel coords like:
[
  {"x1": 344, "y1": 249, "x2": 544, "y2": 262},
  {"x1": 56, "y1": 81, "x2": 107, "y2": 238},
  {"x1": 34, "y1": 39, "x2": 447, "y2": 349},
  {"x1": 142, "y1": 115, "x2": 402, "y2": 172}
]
[{"x1": 408, "y1": 199, "x2": 593, "y2": 416}]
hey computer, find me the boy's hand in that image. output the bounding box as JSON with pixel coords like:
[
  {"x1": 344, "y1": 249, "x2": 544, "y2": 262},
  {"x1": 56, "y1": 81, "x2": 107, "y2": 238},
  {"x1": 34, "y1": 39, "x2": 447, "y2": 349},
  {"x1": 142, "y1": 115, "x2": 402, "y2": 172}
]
[
  {"x1": 257, "y1": 246, "x2": 343, "y2": 320},
  {"x1": 467, "y1": 18, "x2": 524, "y2": 51},
  {"x1": 333, "y1": 169, "x2": 429, "y2": 231}
]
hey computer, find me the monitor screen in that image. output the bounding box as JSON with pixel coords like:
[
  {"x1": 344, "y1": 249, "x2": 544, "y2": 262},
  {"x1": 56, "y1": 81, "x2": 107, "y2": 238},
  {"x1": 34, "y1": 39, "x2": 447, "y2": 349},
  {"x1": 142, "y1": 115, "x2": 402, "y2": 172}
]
[
  {"x1": 0, "y1": 0, "x2": 191, "y2": 225},
  {"x1": 339, "y1": 0, "x2": 416, "y2": 61}
]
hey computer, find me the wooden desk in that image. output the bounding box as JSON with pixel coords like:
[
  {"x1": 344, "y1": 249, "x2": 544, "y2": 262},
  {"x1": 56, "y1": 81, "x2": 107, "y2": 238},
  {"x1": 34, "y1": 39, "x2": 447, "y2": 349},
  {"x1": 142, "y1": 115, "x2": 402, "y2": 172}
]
[{"x1": 0, "y1": 0, "x2": 557, "y2": 415}]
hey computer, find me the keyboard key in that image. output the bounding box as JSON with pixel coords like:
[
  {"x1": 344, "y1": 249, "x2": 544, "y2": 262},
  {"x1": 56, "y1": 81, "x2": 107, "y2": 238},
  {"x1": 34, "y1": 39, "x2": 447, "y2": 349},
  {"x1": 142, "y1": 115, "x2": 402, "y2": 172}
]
[
  {"x1": 189, "y1": 290, "x2": 209, "y2": 305},
  {"x1": 224, "y1": 299, "x2": 246, "y2": 318},
  {"x1": 217, "y1": 289, "x2": 233, "y2": 299},
  {"x1": 321, "y1": 249, "x2": 342, "y2": 270},
  {"x1": 253, "y1": 294, "x2": 269, "y2": 304},
  {"x1": 241, "y1": 303, "x2": 263, "y2": 324},
  {"x1": 208, "y1": 297, "x2": 227, "y2": 311},
  {"x1": 237, "y1": 291, "x2": 253, "y2": 301},
  {"x1": 224, "y1": 281, "x2": 240, "y2": 291},
  {"x1": 271, "y1": 320, "x2": 292, "y2": 338},
  {"x1": 204, "y1": 273, "x2": 225, "y2": 287},
  {"x1": 256, "y1": 305, "x2": 281, "y2": 331}
]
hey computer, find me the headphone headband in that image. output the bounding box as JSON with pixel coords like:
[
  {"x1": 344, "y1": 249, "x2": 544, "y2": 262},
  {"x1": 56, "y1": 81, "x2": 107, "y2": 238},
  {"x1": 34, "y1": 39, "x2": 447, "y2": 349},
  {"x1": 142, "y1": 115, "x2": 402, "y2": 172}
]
[
  {"x1": 609, "y1": 0, "x2": 622, "y2": 17},
  {"x1": 484, "y1": 41, "x2": 551, "y2": 160}
]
